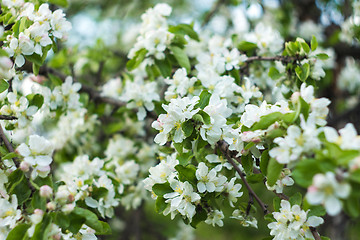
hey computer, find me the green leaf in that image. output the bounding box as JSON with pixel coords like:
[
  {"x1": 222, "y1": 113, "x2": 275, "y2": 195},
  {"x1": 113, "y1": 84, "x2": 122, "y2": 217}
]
[
  {"x1": 72, "y1": 207, "x2": 103, "y2": 233},
  {"x1": 155, "y1": 196, "x2": 167, "y2": 213},
  {"x1": 173, "y1": 142, "x2": 183, "y2": 154},
  {"x1": 292, "y1": 158, "x2": 334, "y2": 188},
  {"x1": 2, "y1": 152, "x2": 18, "y2": 160},
  {"x1": 242, "y1": 154, "x2": 253, "y2": 175},
  {"x1": 289, "y1": 192, "x2": 302, "y2": 206},
  {"x1": 300, "y1": 41, "x2": 310, "y2": 54},
  {"x1": 31, "y1": 214, "x2": 52, "y2": 240},
  {"x1": 195, "y1": 90, "x2": 211, "y2": 109},
  {"x1": 177, "y1": 151, "x2": 193, "y2": 166},
  {"x1": 238, "y1": 41, "x2": 257, "y2": 51},
  {"x1": 168, "y1": 24, "x2": 199, "y2": 41},
  {"x1": 311, "y1": 36, "x2": 318, "y2": 51},
  {"x1": 307, "y1": 205, "x2": 326, "y2": 217},
  {"x1": 190, "y1": 206, "x2": 207, "y2": 228},
  {"x1": 295, "y1": 63, "x2": 310, "y2": 82},
  {"x1": 260, "y1": 150, "x2": 270, "y2": 176},
  {"x1": 25, "y1": 54, "x2": 43, "y2": 66},
  {"x1": 27, "y1": 93, "x2": 44, "y2": 109},
  {"x1": 182, "y1": 120, "x2": 194, "y2": 138},
  {"x1": 230, "y1": 68, "x2": 240, "y2": 84},
  {"x1": 98, "y1": 221, "x2": 112, "y2": 235},
  {"x1": 155, "y1": 58, "x2": 172, "y2": 78},
  {"x1": 349, "y1": 169, "x2": 360, "y2": 184},
  {"x1": 152, "y1": 183, "x2": 172, "y2": 197},
  {"x1": 175, "y1": 164, "x2": 197, "y2": 186},
  {"x1": 91, "y1": 187, "x2": 108, "y2": 199},
  {"x1": 48, "y1": 0, "x2": 68, "y2": 7},
  {"x1": 246, "y1": 173, "x2": 264, "y2": 183},
  {"x1": 268, "y1": 67, "x2": 281, "y2": 80},
  {"x1": 251, "y1": 112, "x2": 283, "y2": 130},
  {"x1": 273, "y1": 197, "x2": 281, "y2": 212},
  {"x1": 197, "y1": 110, "x2": 211, "y2": 125},
  {"x1": 315, "y1": 53, "x2": 329, "y2": 60},
  {"x1": 6, "y1": 223, "x2": 31, "y2": 240},
  {"x1": 53, "y1": 212, "x2": 70, "y2": 230},
  {"x1": 169, "y1": 46, "x2": 190, "y2": 73},
  {"x1": 266, "y1": 158, "x2": 283, "y2": 187},
  {"x1": 32, "y1": 63, "x2": 40, "y2": 76},
  {"x1": 126, "y1": 48, "x2": 147, "y2": 71},
  {"x1": 0, "y1": 79, "x2": 9, "y2": 93},
  {"x1": 344, "y1": 195, "x2": 360, "y2": 218}
]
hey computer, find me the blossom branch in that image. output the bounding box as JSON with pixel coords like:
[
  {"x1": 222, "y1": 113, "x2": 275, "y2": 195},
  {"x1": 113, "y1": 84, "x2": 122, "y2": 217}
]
[
  {"x1": 201, "y1": 0, "x2": 226, "y2": 27},
  {"x1": 245, "y1": 55, "x2": 307, "y2": 64},
  {"x1": 0, "y1": 124, "x2": 19, "y2": 167},
  {"x1": 217, "y1": 141, "x2": 269, "y2": 214},
  {"x1": 0, "y1": 115, "x2": 17, "y2": 120}
]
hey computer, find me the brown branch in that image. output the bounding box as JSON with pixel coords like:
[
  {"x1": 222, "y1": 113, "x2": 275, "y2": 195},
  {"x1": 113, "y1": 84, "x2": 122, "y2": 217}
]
[
  {"x1": 245, "y1": 55, "x2": 307, "y2": 64},
  {"x1": 0, "y1": 115, "x2": 17, "y2": 120},
  {"x1": 201, "y1": 0, "x2": 226, "y2": 27},
  {"x1": 217, "y1": 140, "x2": 269, "y2": 215},
  {"x1": 0, "y1": 124, "x2": 19, "y2": 167},
  {"x1": 217, "y1": 140, "x2": 323, "y2": 238}
]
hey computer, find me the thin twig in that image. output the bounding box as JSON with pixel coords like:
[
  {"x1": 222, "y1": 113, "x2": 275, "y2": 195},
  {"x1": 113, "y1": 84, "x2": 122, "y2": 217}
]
[
  {"x1": 245, "y1": 55, "x2": 306, "y2": 64},
  {"x1": 201, "y1": 0, "x2": 226, "y2": 27},
  {"x1": 217, "y1": 141, "x2": 269, "y2": 214},
  {"x1": 0, "y1": 115, "x2": 17, "y2": 120},
  {"x1": 217, "y1": 140, "x2": 322, "y2": 238},
  {"x1": 0, "y1": 124, "x2": 19, "y2": 167}
]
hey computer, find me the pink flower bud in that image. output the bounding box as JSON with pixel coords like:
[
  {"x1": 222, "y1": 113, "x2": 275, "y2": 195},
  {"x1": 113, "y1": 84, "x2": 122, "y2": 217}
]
[
  {"x1": 291, "y1": 92, "x2": 300, "y2": 104},
  {"x1": 62, "y1": 203, "x2": 74, "y2": 214},
  {"x1": 47, "y1": 202, "x2": 56, "y2": 210},
  {"x1": 40, "y1": 185, "x2": 53, "y2": 198},
  {"x1": 34, "y1": 209, "x2": 44, "y2": 216},
  {"x1": 0, "y1": 57, "x2": 13, "y2": 69},
  {"x1": 20, "y1": 161, "x2": 30, "y2": 172}
]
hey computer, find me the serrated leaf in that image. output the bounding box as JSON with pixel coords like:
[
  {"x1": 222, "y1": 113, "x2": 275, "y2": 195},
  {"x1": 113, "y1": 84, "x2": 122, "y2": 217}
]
[
  {"x1": 175, "y1": 164, "x2": 197, "y2": 186},
  {"x1": 295, "y1": 63, "x2": 310, "y2": 82},
  {"x1": 155, "y1": 196, "x2": 167, "y2": 213},
  {"x1": 168, "y1": 24, "x2": 199, "y2": 41},
  {"x1": 48, "y1": 0, "x2": 68, "y2": 7},
  {"x1": 251, "y1": 112, "x2": 283, "y2": 130},
  {"x1": 197, "y1": 110, "x2": 211, "y2": 125},
  {"x1": 169, "y1": 46, "x2": 190, "y2": 72},
  {"x1": 72, "y1": 207, "x2": 103, "y2": 234},
  {"x1": 182, "y1": 120, "x2": 194, "y2": 138},
  {"x1": 289, "y1": 192, "x2": 302, "y2": 206},
  {"x1": 6, "y1": 223, "x2": 31, "y2": 240},
  {"x1": 260, "y1": 150, "x2": 270, "y2": 176},
  {"x1": 268, "y1": 67, "x2": 281, "y2": 80},
  {"x1": 195, "y1": 90, "x2": 211, "y2": 109},
  {"x1": 307, "y1": 205, "x2": 326, "y2": 217},
  {"x1": 238, "y1": 41, "x2": 257, "y2": 51},
  {"x1": 300, "y1": 41, "x2": 310, "y2": 54},
  {"x1": 273, "y1": 197, "x2": 281, "y2": 212},
  {"x1": 316, "y1": 53, "x2": 329, "y2": 60},
  {"x1": 155, "y1": 58, "x2": 172, "y2": 77},
  {"x1": 311, "y1": 36, "x2": 318, "y2": 51},
  {"x1": 126, "y1": 48, "x2": 147, "y2": 71},
  {"x1": 0, "y1": 79, "x2": 9, "y2": 93},
  {"x1": 242, "y1": 154, "x2": 253, "y2": 174},
  {"x1": 152, "y1": 183, "x2": 172, "y2": 197},
  {"x1": 266, "y1": 158, "x2": 283, "y2": 187},
  {"x1": 190, "y1": 206, "x2": 207, "y2": 228}
]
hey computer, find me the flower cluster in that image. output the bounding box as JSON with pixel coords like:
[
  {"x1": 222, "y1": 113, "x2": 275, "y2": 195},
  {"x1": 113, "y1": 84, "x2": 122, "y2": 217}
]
[
  {"x1": 3, "y1": 2, "x2": 71, "y2": 67},
  {"x1": 268, "y1": 200, "x2": 324, "y2": 239}
]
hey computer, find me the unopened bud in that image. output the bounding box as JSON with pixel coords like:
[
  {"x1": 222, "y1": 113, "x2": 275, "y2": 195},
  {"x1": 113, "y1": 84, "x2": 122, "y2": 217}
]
[
  {"x1": 46, "y1": 201, "x2": 56, "y2": 210},
  {"x1": 19, "y1": 161, "x2": 30, "y2": 172},
  {"x1": 40, "y1": 185, "x2": 53, "y2": 198},
  {"x1": 291, "y1": 92, "x2": 300, "y2": 104},
  {"x1": 62, "y1": 203, "x2": 75, "y2": 214}
]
